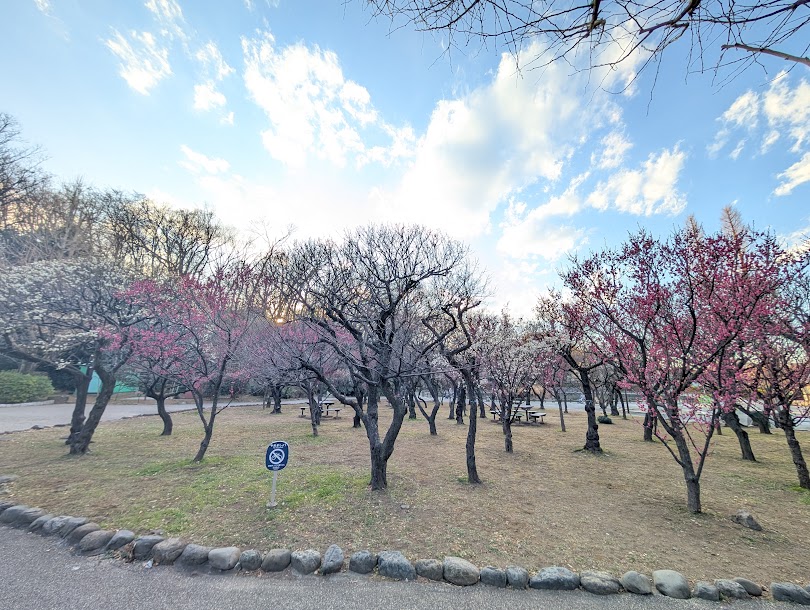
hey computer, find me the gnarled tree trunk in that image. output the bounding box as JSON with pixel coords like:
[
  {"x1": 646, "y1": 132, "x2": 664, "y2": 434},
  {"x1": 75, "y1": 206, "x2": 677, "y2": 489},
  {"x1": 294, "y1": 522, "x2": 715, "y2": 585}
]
[
  {"x1": 579, "y1": 369, "x2": 601, "y2": 453},
  {"x1": 723, "y1": 408, "x2": 755, "y2": 461},
  {"x1": 70, "y1": 365, "x2": 116, "y2": 454}
]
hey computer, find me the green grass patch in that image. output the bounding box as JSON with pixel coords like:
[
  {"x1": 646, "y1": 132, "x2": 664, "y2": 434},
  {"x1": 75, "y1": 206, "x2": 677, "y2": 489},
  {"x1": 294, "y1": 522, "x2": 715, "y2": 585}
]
[{"x1": 789, "y1": 484, "x2": 810, "y2": 504}]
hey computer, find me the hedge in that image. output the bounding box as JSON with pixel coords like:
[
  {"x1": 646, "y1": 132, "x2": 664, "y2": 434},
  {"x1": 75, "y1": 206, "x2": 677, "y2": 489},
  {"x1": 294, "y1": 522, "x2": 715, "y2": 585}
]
[{"x1": 0, "y1": 371, "x2": 55, "y2": 404}]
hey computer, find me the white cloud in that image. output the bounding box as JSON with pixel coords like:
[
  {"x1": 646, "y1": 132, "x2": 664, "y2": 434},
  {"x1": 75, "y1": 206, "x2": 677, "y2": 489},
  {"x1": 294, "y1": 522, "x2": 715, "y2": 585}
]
[
  {"x1": 221, "y1": 111, "x2": 235, "y2": 126},
  {"x1": 373, "y1": 42, "x2": 629, "y2": 238},
  {"x1": 33, "y1": 0, "x2": 51, "y2": 15},
  {"x1": 193, "y1": 82, "x2": 226, "y2": 111},
  {"x1": 761, "y1": 130, "x2": 780, "y2": 154},
  {"x1": 145, "y1": 0, "x2": 187, "y2": 43},
  {"x1": 105, "y1": 30, "x2": 171, "y2": 95},
  {"x1": 592, "y1": 131, "x2": 632, "y2": 169},
  {"x1": 587, "y1": 146, "x2": 687, "y2": 216},
  {"x1": 730, "y1": 139, "x2": 746, "y2": 160},
  {"x1": 723, "y1": 91, "x2": 760, "y2": 128},
  {"x1": 242, "y1": 30, "x2": 413, "y2": 168},
  {"x1": 196, "y1": 41, "x2": 233, "y2": 80},
  {"x1": 775, "y1": 152, "x2": 810, "y2": 196},
  {"x1": 496, "y1": 176, "x2": 588, "y2": 261},
  {"x1": 763, "y1": 73, "x2": 810, "y2": 153},
  {"x1": 179, "y1": 145, "x2": 230, "y2": 174},
  {"x1": 709, "y1": 72, "x2": 810, "y2": 196}
]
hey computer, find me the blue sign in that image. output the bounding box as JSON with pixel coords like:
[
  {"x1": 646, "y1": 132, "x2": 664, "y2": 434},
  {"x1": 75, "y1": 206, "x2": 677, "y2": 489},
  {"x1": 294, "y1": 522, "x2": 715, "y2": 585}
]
[{"x1": 265, "y1": 441, "x2": 289, "y2": 471}]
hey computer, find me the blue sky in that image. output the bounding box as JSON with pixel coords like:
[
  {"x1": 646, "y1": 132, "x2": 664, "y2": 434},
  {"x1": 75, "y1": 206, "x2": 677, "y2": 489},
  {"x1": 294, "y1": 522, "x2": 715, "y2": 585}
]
[{"x1": 3, "y1": 0, "x2": 809, "y2": 314}]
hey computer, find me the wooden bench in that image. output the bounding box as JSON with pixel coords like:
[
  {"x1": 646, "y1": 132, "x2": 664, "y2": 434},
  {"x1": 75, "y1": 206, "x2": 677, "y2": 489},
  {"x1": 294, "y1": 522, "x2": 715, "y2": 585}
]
[{"x1": 323, "y1": 406, "x2": 341, "y2": 418}]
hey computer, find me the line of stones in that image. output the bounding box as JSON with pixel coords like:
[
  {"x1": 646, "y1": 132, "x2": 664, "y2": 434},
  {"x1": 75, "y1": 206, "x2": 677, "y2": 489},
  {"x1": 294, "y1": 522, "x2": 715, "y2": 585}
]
[{"x1": 2, "y1": 500, "x2": 810, "y2": 605}]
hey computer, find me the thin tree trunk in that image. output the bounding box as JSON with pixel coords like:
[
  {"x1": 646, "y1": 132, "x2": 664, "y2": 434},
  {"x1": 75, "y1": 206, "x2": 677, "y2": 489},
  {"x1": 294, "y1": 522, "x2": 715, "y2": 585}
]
[
  {"x1": 723, "y1": 409, "x2": 755, "y2": 461},
  {"x1": 156, "y1": 395, "x2": 173, "y2": 436},
  {"x1": 417, "y1": 396, "x2": 440, "y2": 435},
  {"x1": 465, "y1": 375, "x2": 481, "y2": 483},
  {"x1": 502, "y1": 405, "x2": 513, "y2": 453},
  {"x1": 456, "y1": 383, "x2": 465, "y2": 425},
  {"x1": 610, "y1": 392, "x2": 620, "y2": 416},
  {"x1": 643, "y1": 412, "x2": 655, "y2": 442},
  {"x1": 271, "y1": 383, "x2": 283, "y2": 414},
  {"x1": 66, "y1": 370, "x2": 92, "y2": 446},
  {"x1": 781, "y1": 411, "x2": 810, "y2": 489},
  {"x1": 193, "y1": 423, "x2": 214, "y2": 462},
  {"x1": 563, "y1": 392, "x2": 568, "y2": 414},
  {"x1": 750, "y1": 409, "x2": 772, "y2": 434},
  {"x1": 556, "y1": 396, "x2": 566, "y2": 432},
  {"x1": 669, "y1": 421, "x2": 703, "y2": 513},
  {"x1": 407, "y1": 390, "x2": 417, "y2": 420},
  {"x1": 193, "y1": 386, "x2": 221, "y2": 462},
  {"x1": 70, "y1": 366, "x2": 115, "y2": 454},
  {"x1": 307, "y1": 387, "x2": 319, "y2": 437},
  {"x1": 477, "y1": 387, "x2": 486, "y2": 418}
]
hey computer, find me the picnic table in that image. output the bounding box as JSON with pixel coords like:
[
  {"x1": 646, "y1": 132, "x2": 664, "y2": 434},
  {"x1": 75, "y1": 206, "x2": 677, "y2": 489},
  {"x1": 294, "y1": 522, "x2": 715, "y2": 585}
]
[
  {"x1": 489, "y1": 405, "x2": 545, "y2": 424},
  {"x1": 300, "y1": 401, "x2": 341, "y2": 418}
]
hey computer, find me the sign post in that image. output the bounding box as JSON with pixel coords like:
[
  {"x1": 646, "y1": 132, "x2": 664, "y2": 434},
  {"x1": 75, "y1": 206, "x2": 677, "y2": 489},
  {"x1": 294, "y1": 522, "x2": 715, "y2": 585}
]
[{"x1": 265, "y1": 440, "x2": 289, "y2": 508}]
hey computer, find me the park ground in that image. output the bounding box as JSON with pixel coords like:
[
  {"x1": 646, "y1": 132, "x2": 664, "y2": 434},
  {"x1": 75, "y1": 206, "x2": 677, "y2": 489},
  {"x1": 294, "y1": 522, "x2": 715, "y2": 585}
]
[{"x1": 1, "y1": 403, "x2": 809, "y2": 585}]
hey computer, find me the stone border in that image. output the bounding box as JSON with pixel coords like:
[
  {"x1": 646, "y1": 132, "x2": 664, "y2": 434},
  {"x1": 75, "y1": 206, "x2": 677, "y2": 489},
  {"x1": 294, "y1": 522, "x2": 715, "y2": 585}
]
[{"x1": 2, "y1": 501, "x2": 810, "y2": 604}]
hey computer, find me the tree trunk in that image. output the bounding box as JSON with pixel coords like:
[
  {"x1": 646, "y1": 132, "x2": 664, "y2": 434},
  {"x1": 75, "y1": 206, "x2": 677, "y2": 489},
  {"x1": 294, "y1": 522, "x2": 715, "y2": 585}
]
[
  {"x1": 193, "y1": 423, "x2": 213, "y2": 462},
  {"x1": 156, "y1": 395, "x2": 173, "y2": 436},
  {"x1": 271, "y1": 383, "x2": 283, "y2": 414},
  {"x1": 448, "y1": 382, "x2": 457, "y2": 419},
  {"x1": 619, "y1": 391, "x2": 627, "y2": 420},
  {"x1": 685, "y1": 475, "x2": 701, "y2": 514},
  {"x1": 70, "y1": 366, "x2": 115, "y2": 454},
  {"x1": 502, "y1": 406, "x2": 513, "y2": 453},
  {"x1": 369, "y1": 444, "x2": 387, "y2": 490},
  {"x1": 477, "y1": 387, "x2": 486, "y2": 418},
  {"x1": 579, "y1": 369, "x2": 602, "y2": 453},
  {"x1": 456, "y1": 383, "x2": 465, "y2": 425},
  {"x1": 366, "y1": 384, "x2": 409, "y2": 491},
  {"x1": 465, "y1": 376, "x2": 481, "y2": 483},
  {"x1": 723, "y1": 409, "x2": 755, "y2": 461},
  {"x1": 667, "y1": 409, "x2": 705, "y2": 514},
  {"x1": 751, "y1": 410, "x2": 772, "y2": 434},
  {"x1": 407, "y1": 390, "x2": 417, "y2": 420},
  {"x1": 643, "y1": 409, "x2": 655, "y2": 442},
  {"x1": 307, "y1": 388, "x2": 319, "y2": 437},
  {"x1": 556, "y1": 396, "x2": 566, "y2": 432},
  {"x1": 563, "y1": 392, "x2": 568, "y2": 414},
  {"x1": 610, "y1": 392, "x2": 620, "y2": 416},
  {"x1": 66, "y1": 370, "x2": 92, "y2": 446},
  {"x1": 781, "y1": 411, "x2": 810, "y2": 489},
  {"x1": 417, "y1": 399, "x2": 440, "y2": 435}
]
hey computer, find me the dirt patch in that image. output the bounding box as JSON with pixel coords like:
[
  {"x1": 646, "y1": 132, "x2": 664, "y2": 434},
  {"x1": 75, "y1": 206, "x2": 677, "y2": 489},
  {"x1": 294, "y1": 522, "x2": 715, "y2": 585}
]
[{"x1": 1, "y1": 403, "x2": 808, "y2": 584}]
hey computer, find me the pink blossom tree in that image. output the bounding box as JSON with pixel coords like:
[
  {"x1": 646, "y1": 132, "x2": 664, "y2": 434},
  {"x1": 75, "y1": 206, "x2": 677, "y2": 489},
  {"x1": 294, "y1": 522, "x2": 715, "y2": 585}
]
[
  {"x1": 124, "y1": 257, "x2": 270, "y2": 462},
  {"x1": 562, "y1": 225, "x2": 789, "y2": 512}
]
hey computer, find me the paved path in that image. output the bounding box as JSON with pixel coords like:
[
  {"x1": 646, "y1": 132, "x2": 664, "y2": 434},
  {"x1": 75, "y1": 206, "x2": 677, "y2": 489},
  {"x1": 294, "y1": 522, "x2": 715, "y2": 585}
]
[
  {"x1": 0, "y1": 526, "x2": 780, "y2": 610},
  {"x1": 0, "y1": 399, "x2": 306, "y2": 434}
]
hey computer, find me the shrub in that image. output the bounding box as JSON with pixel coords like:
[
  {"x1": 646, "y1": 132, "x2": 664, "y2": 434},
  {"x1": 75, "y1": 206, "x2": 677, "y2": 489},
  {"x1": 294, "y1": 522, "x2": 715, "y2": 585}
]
[
  {"x1": 0, "y1": 371, "x2": 55, "y2": 404},
  {"x1": 597, "y1": 415, "x2": 613, "y2": 425}
]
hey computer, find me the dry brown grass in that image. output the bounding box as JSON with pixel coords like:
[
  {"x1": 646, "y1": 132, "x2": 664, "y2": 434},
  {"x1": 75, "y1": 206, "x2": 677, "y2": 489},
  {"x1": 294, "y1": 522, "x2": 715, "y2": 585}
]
[{"x1": 1, "y1": 403, "x2": 809, "y2": 584}]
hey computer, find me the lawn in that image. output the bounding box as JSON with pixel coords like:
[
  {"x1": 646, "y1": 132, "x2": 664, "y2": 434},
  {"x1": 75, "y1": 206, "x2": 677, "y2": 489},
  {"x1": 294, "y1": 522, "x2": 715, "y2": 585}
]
[{"x1": 1, "y1": 402, "x2": 809, "y2": 585}]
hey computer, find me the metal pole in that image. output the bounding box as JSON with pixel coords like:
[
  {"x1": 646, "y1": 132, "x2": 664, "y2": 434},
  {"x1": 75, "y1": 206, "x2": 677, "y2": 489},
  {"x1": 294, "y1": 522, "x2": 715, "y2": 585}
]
[{"x1": 267, "y1": 470, "x2": 278, "y2": 508}]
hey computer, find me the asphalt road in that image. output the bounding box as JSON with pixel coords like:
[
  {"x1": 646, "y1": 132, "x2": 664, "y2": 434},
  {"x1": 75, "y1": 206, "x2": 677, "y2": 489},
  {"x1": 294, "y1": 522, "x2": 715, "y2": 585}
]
[
  {"x1": 0, "y1": 399, "x2": 306, "y2": 434},
  {"x1": 0, "y1": 526, "x2": 784, "y2": 610}
]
